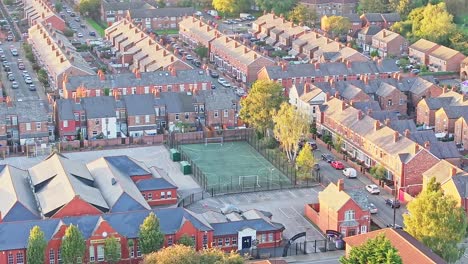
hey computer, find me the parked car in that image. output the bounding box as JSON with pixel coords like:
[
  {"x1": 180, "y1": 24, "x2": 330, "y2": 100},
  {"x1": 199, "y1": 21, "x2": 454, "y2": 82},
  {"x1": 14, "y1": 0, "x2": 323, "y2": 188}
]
[
  {"x1": 411, "y1": 69, "x2": 420, "y2": 75},
  {"x1": 321, "y1": 153, "x2": 334, "y2": 163},
  {"x1": 18, "y1": 63, "x2": 25, "y2": 70},
  {"x1": 331, "y1": 161, "x2": 345, "y2": 170},
  {"x1": 366, "y1": 184, "x2": 380, "y2": 195},
  {"x1": 191, "y1": 60, "x2": 201, "y2": 67},
  {"x1": 8, "y1": 74, "x2": 14, "y2": 81},
  {"x1": 186, "y1": 55, "x2": 194, "y2": 60},
  {"x1": 299, "y1": 140, "x2": 318, "y2": 150},
  {"x1": 209, "y1": 70, "x2": 219, "y2": 78},
  {"x1": 368, "y1": 203, "x2": 378, "y2": 214},
  {"x1": 24, "y1": 77, "x2": 33, "y2": 84},
  {"x1": 89, "y1": 32, "x2": 96, "y2": 36},
  {"x1": 385, "y1": 199, "x2": 401, "y2": 208},
  {"x1": 386, "y1": 224, "x2": 403, "y2": 229},
  {"x1": 217, "y1": 77, "x2": 231, "y2": 87},
  {"x1": 11, "y1": 49, "x2": 18, "y2": 56},
  {"x1": 11, "y1": 81, "x2": 18, "y2": 89},
  {"x1": 342, "y1": 168, "x2": 357, "y2": 178},
  {"x1": 77, "y1": 33, "x2": 83, "y2": 38},
  {"x1": 7, "y1": 35, "x2": 13, "y2": 41},
  {"x1": 28, "y1": 84, "x2": 36, "y2": 91}
]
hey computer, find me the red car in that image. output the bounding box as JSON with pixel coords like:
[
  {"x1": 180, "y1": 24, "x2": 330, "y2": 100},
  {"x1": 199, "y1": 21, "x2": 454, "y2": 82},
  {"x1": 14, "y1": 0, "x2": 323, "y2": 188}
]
[{"x1": 331, "y1": 161, "x2": 345, "y2": 170}]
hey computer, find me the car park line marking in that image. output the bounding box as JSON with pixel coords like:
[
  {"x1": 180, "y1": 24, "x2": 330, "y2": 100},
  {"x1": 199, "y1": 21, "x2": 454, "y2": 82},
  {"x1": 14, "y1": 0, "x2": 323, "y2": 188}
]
[
  {"x1": 279, "y1": 207, "x2": 293, "y2": 219},
  {"x1": 288, "y1": 190, "x2": 298, "y2": 198}
]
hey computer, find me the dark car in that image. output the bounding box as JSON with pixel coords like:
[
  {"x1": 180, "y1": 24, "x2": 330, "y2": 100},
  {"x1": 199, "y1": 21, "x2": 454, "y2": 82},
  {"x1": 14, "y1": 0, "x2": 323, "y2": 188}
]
[
  {"x1": 299, "y1": 140, "x2": 318, "y2": 150},
  {"x1": 192, "y1": 60, "x2": 201, "y2": 67},
  {"x1": 385, "y1": 199, "x2": 401, "y2": 208},
  {"x1": 209, "y1": 70, "x2": 219, "y2": 78},
  {"x1": 89, "y1": 31, "x2": 96, "y2": 37},
  {"x1": 321, "y1": 153, "x2": 334, "y2": 163}
]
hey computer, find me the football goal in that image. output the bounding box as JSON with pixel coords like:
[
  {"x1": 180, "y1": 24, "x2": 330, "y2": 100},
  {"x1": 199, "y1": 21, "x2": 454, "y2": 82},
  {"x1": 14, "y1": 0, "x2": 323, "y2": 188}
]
[
  {"x1": 205, "y1": 137, "x2": 223, "y2": 146},
  {"x1": 239, "y1": 175, "x2": 261, "y2": 189}
]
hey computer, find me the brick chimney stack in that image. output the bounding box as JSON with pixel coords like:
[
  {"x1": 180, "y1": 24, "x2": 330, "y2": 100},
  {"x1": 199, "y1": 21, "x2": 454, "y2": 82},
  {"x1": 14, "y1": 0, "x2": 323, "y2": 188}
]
[
  {"x1": 98, "y1": 70, "x2": 105, "y2": 81},
  {"x1": 114, "y1": 90, "x2": 120, "y2": 101},
  {"x1": 451, "y1": 167, "x2": 458, "y2": 176},
  {"x1": 393, "y1": 131, "x2": 399, "y2": 142},
  {"x1": 357, "y1": 110, "x2": 363, "y2": 120},
  {"x1": 404, "y1": 129, "x2": 411, "y2": 138},
  {"x1": 385, "y1": 118, "x2": 391, "y2": 127},
  {"x1": 304, "y1": 82, "x2": 311, "y2": 94},
  {"x1": 281, "y1": 63, "x2": 288, "y2": 71},
  {"x1": 341, "y1": 101, "x2": 346, "y2": 111},
  {"x1": 337, "y1": 179, "x2": 344, "y2": 192},
  {"x1": 424, "y1": 141, "x2": 430, "y2": 149},
  {"x1": 374, "y1": 120, "x2": 381, "y2": 131},
  {"x1": 314, "y1": 62, "x2": 320, "y2": 70}
]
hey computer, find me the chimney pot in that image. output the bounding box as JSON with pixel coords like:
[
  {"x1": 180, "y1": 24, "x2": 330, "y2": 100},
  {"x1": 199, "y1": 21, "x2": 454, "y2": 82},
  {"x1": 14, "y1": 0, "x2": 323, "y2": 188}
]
[
  {"x1": 341, "y1": 101, "x2": 346, "y2": 111},
  {"x1": 334, "y1": 91, "x2": 340, "y2": 98},
  {"x1": 404, "y1": 129, "x2": 411, "y2": 138},
  {"x1": 374, "y1": 120, "x2": 381, "y2": 130},
  {"x1": 424, "y1": 141, "x2": 430, "y2": 149}
]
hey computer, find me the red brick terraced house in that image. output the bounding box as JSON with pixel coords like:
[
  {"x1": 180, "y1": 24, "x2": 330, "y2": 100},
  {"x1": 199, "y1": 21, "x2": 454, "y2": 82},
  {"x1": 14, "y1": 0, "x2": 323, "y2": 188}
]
[
  {"x1": 178, "y1": 16, "x2": 219, "y2": 50},
  {"x1": 105, "y1": 18, "x2": 192, "y2": 72},
  {"x1": 360, "y1": 13, "x2": 401, "y2": 29},
  {"x1": 24, "y1": 0, "x2": 65, "y2": 31},
  {"x1": 409, "y1": 39, "x2": 440, "y2": 66},
  {"x1": 305, "y1": 181, "x2": 371, "y2": 237},
  {"x1": 194, "y1": 89, "x2": 239, "y2": 128},
  {"x1": 252, "y1": 13, "x2": 306, "y2": 49},
  {"x1": 461, "y1": 57, "x2": 468, "y2": 80},
  {"x1": 317, "y1": 97, "x2": 440, "y2": 197},
  {"x1": 209, "y1": 35, "x2": 275, "y2": 85},
  {"x1": 408, "y1": 39, "x2": 466, "y2": 72},
  {"x1": 300, "y1": 0, "x2": 358, "y2": 17},
  {"x1": 126, "y1": 7, "x2": 195, "y2": 31},
  {"x1": 61, "y1": 69, "x2": 212, "y2": 99},
  {"x1": 101, "y1": 0, "x2": 154, "y2": 26},
  {"x1": 371, "y1": 29, "x2": 408, "y2": 58}
]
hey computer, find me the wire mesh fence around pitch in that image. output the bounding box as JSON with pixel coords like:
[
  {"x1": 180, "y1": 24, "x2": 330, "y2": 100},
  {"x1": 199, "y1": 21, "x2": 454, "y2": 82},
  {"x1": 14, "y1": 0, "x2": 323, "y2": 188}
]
[{"x1": 179, "y1": 141, "x2": 292, "y2": 195}]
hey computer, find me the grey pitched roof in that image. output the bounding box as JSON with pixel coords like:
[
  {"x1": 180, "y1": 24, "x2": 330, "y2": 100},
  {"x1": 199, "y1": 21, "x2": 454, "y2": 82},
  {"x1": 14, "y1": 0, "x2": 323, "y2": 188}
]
[
  {"x1": 14, "y1": 100, "x2": 50, "y2": 123},
  {"x1": 389, "y1": 119, "x2": 417, "y2": 134},
  {"x1": 381, "y1": 13, "x2": 401, "y2": 22},
  {"x1": 135, "y1": 178, "x2": 177, "y2": 191},
  {"x1": 66, "y1": 70, "x2": 211, "y2": 92},
  {"x1": 87, "y1": 157, "x2": 151, "y2": 211},
  {"x1": 122, "y1": 94, "x2": 155, "y2": 116},
  {"x1": 409, "y1": 77, "x2": 436, "y2": 95},
  {"x1": 362, "y1": 13, "x2": 384, "y2": 22},
  {"x1": 344, "y1": 13, "x2": 361, "y2": 22},
  {"x1": 370, "y1": 110, "x2": 399, "y2": 122},
  {"x1": 129, "y1": 7, "x2": 194, "y2": 18},
  {"x1": 195, "y1": 89, "x2": 238, "y2": 111},
  {"x1": 160, "y1": 92, "x2": 194, "y2": 113},
  {"x1": 28, "y1": 153, "x2": 109, "y2": 216},
  {"x1": 0, "y1": 165, "x2": 40, "y2": 220},
  {"x1": 411, "y1": 130, "x2": 439, "y2": 144},
  {"x1": 338, "y1": 84, "x2": 363, "y2": 100},
  {"x1": 428, "y1": 141, "x2": 461, "y2": 159},
  {"x1": 104, "y1": 156, "x2": 150, "y2": 176},
  {"x1": 453, "y1": 175, "x2": 468, "y2": 198},
  {"x1": 375, "y1": 82, "x2": 397, "y2": 97},
  {"x1": 359, "y1": 25, "x2": 381, "y2": 36},
  {"x1": 57, "y1": 99, "x2": 83, "y2": 120},
  {"x1": 0, "y1": 219, "x2": 61, "y2": 250},
  {"x1": 352, "y1": 101, "x2": 381, "y2": 112},
  {"x1": 442, "y1": 106, "x2": 468, "y2": 119},
  {"x1": 210, "y1": 219, "x2": 284, "y2": 236},
  {"x1": 81, "y1": 96, "x2": 116, "y2": 119},
  {"x1": 425, "y1": 97, "x2": 454, "y2": 110}
]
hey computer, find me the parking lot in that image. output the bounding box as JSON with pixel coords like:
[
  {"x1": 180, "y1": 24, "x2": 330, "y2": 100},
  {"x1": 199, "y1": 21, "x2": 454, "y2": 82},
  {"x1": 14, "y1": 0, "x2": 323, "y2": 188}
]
[{"x1": 188, "y1": 188, "x2": 326, "y2": 241}]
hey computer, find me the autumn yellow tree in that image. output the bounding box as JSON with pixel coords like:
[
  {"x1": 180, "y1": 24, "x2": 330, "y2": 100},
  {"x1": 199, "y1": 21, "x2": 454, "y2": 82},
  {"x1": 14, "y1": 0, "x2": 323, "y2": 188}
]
[
  {"x1": 273, "y1": 102, "x2": 309, "y2": 162},
  {"x1": 212, "y1": 0, "x2": 250, "y2": 15},
  {"x1": 296, "y1": 143, "x2": 316, "y2": 180},
  {"x1": 321, "y1": 16, "x2": 351, "y2": 37},
  {"x1": 143, "y1": 245, "x2": 245, "y2": 264}
]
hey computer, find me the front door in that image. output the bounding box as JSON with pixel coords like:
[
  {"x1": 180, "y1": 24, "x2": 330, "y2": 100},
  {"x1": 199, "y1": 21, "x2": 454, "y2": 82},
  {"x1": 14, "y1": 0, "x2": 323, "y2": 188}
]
[
  {"x1": 347, "y1": 229, "x2": 356, "y2": 237},
  {"x1": 241, "y1": 236, "x2": 251, "y2": 249}
]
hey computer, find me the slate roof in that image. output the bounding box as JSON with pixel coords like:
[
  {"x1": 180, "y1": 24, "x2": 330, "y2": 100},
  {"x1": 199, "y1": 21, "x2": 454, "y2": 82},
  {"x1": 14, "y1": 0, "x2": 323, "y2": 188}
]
[
  {"x1": 104, "y1": 156, "x2": 150, "y2": 176},
  {"x1": 56, "y1": 99, "x2": 83, "y2": 120},
  {"x1": 14, "y1": 100, "x2": 50, "y2": 123},
  {"x1": 87, "y1": 157, "x2": 151, "y2": 212},
  {"x1": 194, "y1": 89, "x2": 238, "y2": 111},
  {"x1": 427, "y1": 141, "x2": 461, "y2": 159},
  {"x1": 211, "y1": 219, "x2": 284, "y2": 236},
  {"x1": 452, "y1": 175, "x2": 468, "y2": 198},
  {"x1": 362, "y1": 13, "x2": 384, "y2": 22},
  {"x1": 123, "y1": 95, "x2": 155, "y2": 116},
  {"x1": 389, "y1": 119, "x2": 417, "y2": 134},
  {"x1": 0, "y1": 219, "x2": 61, "y2": 250},
  {"x1": 344, "y1": 228, "x2": 447, "y2": 264},
  {"x1": 352, "y1": 101, "x2": 381, "y2": 112},
  {"x1": 381, "y1": 13, "x2": 401, "y2": 22},
  {"x1": 28, "y1": 153, "x2": 109, "y2": 216},
  {"x1": 424, "y1": 97, "x2": 456, "y2": 110},
  {"x1": 160, "y1": 92, "x2": 194, "y2": 113},
  {"x1": 129, "y1": 7, "x2": 194, "y2": 18},
  {"x1": 441, "y1": 106, "x2": 468, "y2": 119},
  {"x1": 358, "y1": 25, "x2": 381, "y2": 36},
  {"x1": 102, "y1": 1, "x2": 150, "y2": 11},
  {"x1": 343, "y1": 13, "x2": 361, "y2": 23},
  {"x1": 135, "y1": 178, "x2": 177, "y2": 191},
  {"x1": 66, "y1": 70, "x2": 211, "y2": 91},
  {"x1": 0, "y1": 165, "x2": 40, "y2": 221},
  {"x1": 81, "y1": 96, "x2": 116, "y2": 119},
  {"x1": 375, "y1": 82, "x2": 397, "y2": 97}
]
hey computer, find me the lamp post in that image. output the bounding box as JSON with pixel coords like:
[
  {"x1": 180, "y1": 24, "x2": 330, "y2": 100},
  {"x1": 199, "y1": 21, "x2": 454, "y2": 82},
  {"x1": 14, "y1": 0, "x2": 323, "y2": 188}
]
[{"x1": 393, "y1": 179, "x2": 398, "y2": 228}]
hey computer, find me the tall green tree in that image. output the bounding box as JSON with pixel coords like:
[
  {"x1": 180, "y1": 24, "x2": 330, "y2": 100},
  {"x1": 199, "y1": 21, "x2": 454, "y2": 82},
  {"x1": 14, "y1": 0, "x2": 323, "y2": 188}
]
[
  {"x1": 288, "y1": 4, "x2": 317, "y2": 25},
  {"x1": 358, "y1": 0, "x2": 388, "y2": 13},
  {"x1": 194, "y1": 44, "x2": 208, "y2": 59},
  {"x1": 177, "y1": 234, "x2": 195, "y2": 247},
  {"x1": 78, "y1": 0, "x2": 101, "y2": 20},
  {"x1": 138, "y1": 212, "x2": 165, "y2": 254},
  {"x1": 340, "y1": 234, "x2": 402, "y2": 264},
  {"x1": 449, "y1": 30, "x2": 468, "y2": 56},
  {"x1": 296, "y1": 143, "x2": 316, "y2": 180},
  {"x1": 272, "y1": 103, "x2": 309, "y2": 162},
  {"x1": 212, "y1": 0, "x2": 250, "y2": 15},
  {"x1": 54, "y1": 2, "x2": 63, "y2": 13},
  {"x1": 239, "y1": 80, "x2": 285, "y2": 135},
  {"x1": 61, "y1": 225, "x2": 86, "y2": 264},
  {"x1": 321, "y1": 16, "x2": 351, "y2": 36},
  {"x1": 104, "y1": 236, "x2": 121, "y2": 264},
  {"x1": 27, "y1": 226, "x2": 47, "y2": 264},
  {"x1": 255, "y1": 0, "x2": 297, "y2": 15},
  {"x1": 413, "y1": 3, "x2": 456, "y2": 45},
  {"x1": 404, "y1": 177, "x2": 467, "y2": 263}
]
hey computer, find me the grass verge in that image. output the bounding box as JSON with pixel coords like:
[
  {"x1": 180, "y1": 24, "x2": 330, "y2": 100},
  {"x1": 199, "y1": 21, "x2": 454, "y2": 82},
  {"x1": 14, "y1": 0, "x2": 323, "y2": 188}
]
[{"x1": 86, "y1": 18, "x2": 106, "y2": 37}]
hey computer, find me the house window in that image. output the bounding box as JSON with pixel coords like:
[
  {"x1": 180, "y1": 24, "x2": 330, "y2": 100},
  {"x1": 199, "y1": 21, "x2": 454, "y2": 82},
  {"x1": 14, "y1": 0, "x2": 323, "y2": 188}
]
[
  {"x1": 260, "y1": 234, "x2": 266, "y2": 243},
  {"x1": 93, "y1": 131, "x2": 98, "y2": 136},
  {"x1": 48, "y1": 114, "x2": 53, "y2": 123},
  {"x1": 223, "y1": 110, "x2": 228, "y2": 117},
  {"x1": 195, "y1": 106, "x2": 198, "y2": 112},
  {"x1": 81, "y1": 114, "x2": 85, "y2": 121},
  {"x1": 200, "y1": 105, "x2": 205, "y2": 112},
  {"x1": 74, "y1": 113, "x2": 79, "y2": 121},
  {"x1": 225, "y1": 238, "x2": 230, "y2": 246},
  {"x1": 180, "y1": 84, "x2": 185, "y2": 92},
  {"x1": 361, "y1": 225, "x2": 367, "y2": 234},
  {"x1": 148, "y1": 193, "x2": 153, "y2": 200},
  {"x1": 168, "y1": 236, "x2": 173, "y2": 246},
  {"x1": 218, "y1": 238, "x2": 223, "y2": 247},
  {"x1": 137, "y1": 246, "x2": 141, "y2": 257},
  {"x1": 203, "y1": 233, "x2": 208, "y2": 246},
  {"x1": 97, "y1": 245, "x2": 104, "y2": 261},
  {"x1": 95, "y1": 119, "x2": 100, "y2": 125},
  {"x1": 268, "y1": 233, "x2": 273, "y2": 242},
  {"x1": 387, "y1": 99, "x2": 392, "y2": 106},
  {"x1": 214, "y1": 111, "x2": 219, "y2": 118},
  {"x1": 144, "y1": 86, "x2": 150, "y2": 94},
  {"x1": 167, "y1": 191, "x2": 172, "y2": 198},
  {"x1": 132, "y1": 87, "x2": 137, "y2": 94},
  {"x1": 129, "y1": 244, "x2": 134, "y2": 258},
  {"x1": 145, "y1": 115, "x2": 150, "y2": 123},
  {"x1": 8, "y1": 253, "x2": 13, "y2": 264},
  {"x1": 58, "y1": 249, "x2": 62, "y2": 264},
  {"x1": 96, "y1": 90, "x2": 101, "y2": 96},
  {"x1": 161, "y1": 192, "x2": 165, "y2": 199},
  {"x1": 185, "y1": 112, "x2": 189, "y2": 119},
  {"x1": 175, "y1": 114, "x2": 180, "y2": 120},
  {"x1": 345, "y1": 210, "x2": 355, "y2": 221},
  {"x1": 89, "y1": 245, "x2": 95, "y2": 262},
  {"x1": 399, "y1": 98, "x2": 404, "y2": 105},
  {"x1": 136, "y1": 116, "x2": 140, "y2": 124},
  {"x1": 232, "y1": 237, "x2": 237, "y2": 246},
  {"x1": 49, "y1": 249, "x2": 55, "y2": 264},
  {"x1": 26, "y1": 123, "x2": 31, "y2": 131},
  {"x1": 36, "y1": 122, "x2": 41, "y2": 130},
  {"x1": 142, "y1": 193, "x2": 146, "y2": 199},
  {"x1": 16, "y1": 253, "x2": 24, "y2": 264},
  {"x1": 313, "y1": 106, "x2": 316, "y2": 114}
]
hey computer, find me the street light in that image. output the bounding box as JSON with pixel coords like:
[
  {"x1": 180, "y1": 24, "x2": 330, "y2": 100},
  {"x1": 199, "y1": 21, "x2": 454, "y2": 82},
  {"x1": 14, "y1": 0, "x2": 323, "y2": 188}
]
[{"x1": 393, "y1": 179, "x2": 398, "y2": 228}]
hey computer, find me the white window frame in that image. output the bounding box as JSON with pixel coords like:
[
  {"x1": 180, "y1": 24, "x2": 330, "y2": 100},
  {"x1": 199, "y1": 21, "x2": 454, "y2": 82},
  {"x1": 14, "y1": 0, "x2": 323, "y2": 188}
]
[
  {"x1": 97, "y1": 245, "x2": 104, "y2": 261},
  {"x1": 135, "y1": 116, "x2": 140, "y2": 124},
  {"x1": 167, "y1": 191, "x2": 172, "y2": 198},
  {"x1": 49, "y1": 249, "x2": 55, "y2": 264},
  {"x1": 16, "y1": 252, "x2": 24, "y2": 264},
  {"x1": 161, "y1": 192, "x2": 165, "y2": 199},
  {"x1": 223, "y1": 109, "x2": 228, "y2": 117},
  {"x1": 232, "y1": 237, "x2": 237, "y2": 246},
  {"x1": 214, "y1": 111, "x2": 219, "y2": 118},
  {"x1": 361, "y1": 225, "x2": 367, "y2": 234},
  {"x1": 89, "y1": 246, "x2": 95, "y2": 262},
  {"x1": 225, "y1": 237, "x2": 230, "y2": 246},
  {"x1": 344, "y1": 210, "x2": 355, "y2": 221},
  {"x1": 145, "y1": 115, "x2": 150, "y2": 123},
  {"x1": 26, "y1": 123, "x2": 31, "y2": 131},
  {"x1": 148, "y1": 193, "x2": 153, "y2": 200},
  {"x1": 217, "y1": 238, "x2": 223, "y2": 247}
]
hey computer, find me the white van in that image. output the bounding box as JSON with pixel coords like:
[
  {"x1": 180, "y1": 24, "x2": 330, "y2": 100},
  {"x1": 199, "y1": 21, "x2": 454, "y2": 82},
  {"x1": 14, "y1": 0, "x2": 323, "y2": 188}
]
[{"x1": 343, "y1": 168, "x2": 357, "y2": 178}]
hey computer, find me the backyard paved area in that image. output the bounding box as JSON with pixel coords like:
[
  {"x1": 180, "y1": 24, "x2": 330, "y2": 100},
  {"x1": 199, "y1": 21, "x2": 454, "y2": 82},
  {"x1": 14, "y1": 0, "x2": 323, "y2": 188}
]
[
  {"x1": 187, "y1": 187, "x2": 326, "y2": 241},
  {"x1": 0, "y1": 146, "x2": 202, "y2": 196}
]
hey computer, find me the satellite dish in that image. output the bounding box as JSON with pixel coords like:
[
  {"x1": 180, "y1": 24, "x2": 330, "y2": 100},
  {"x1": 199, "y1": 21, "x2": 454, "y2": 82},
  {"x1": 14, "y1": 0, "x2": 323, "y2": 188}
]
[{"x1": 102, "y1": 232, "x2": 108, "y2": 238}]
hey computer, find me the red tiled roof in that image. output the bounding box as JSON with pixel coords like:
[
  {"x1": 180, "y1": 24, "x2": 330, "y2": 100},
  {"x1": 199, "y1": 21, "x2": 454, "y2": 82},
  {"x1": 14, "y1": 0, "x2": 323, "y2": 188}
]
[{"x1": 344, "y1": 228, "x2": 446, "y2": 264}]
